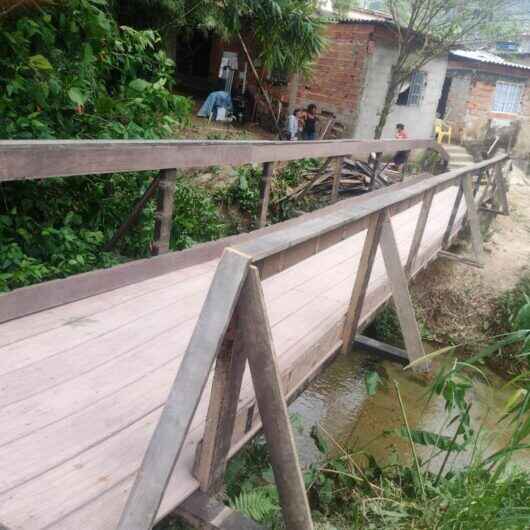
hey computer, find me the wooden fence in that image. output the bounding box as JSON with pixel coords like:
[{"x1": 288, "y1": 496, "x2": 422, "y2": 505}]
[{"x1": 0, "y1": 139, "x2": 509, "y2": 530}]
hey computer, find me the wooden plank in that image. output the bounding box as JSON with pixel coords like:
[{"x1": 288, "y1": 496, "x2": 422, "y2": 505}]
[
  {"x1": 353, "y1": 335, "x2": 408, "y2": 364},
  {"x1": 176, "y1": 490, "x2": 265, "y2": 530},
  {"x1": 341, "y1": 212, "x2": 384, "y2": 355},
  {"x1": 152, "y1": 169, "x2": 177, "y2": 255},
  {"x1": 462, "y1": 174, "x2": 485, "y2": 266},
  {"x1": 0, "y1": 139, "x2": 446, "y2": 181},
  {"x1": 259, "y1": 162, "x2": 274, "y2": 228},
  {"x1": 438, "y1": 250, "x2": 483, "y2": 269},
  {"x1": 103, "y1": 176, "x2": 160, "y2": 251},
  {"x1": 495, "y1": 162, "x2": 510, "y2": 215},
  {"x1": 330, "y1": 156, "x2": 343, "y2": 203},
  {"x1": 405, "y1": 188, "x2": 435, "y2": 276},
  {"x1": 442, "y1": 183, "x2": 464, "y2": 249},
  {"x1": 116, "y1": 249, "x2": 250, "y2": 530},
  {"x1": 239, "y1": 267, "x2": 313, "y2": 530},
  {"x1": 194, "y1": 309, "x2": 247, "y2": 492},
  {"x1": 379, "y1": 211, "x2": 429, "y2": 371}
]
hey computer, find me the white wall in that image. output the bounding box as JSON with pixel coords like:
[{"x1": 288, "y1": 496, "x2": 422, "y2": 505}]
[{"x1": 353, "y1": 41, "x2": 448, "y2": 140}]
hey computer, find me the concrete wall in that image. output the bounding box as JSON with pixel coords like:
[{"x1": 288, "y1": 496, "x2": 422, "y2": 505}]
[{"x1": 353, "y1": 40, "x2": 448, "y2": 140}]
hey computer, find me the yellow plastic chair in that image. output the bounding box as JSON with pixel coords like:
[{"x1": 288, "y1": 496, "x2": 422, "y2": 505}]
[{"x1": 435, "y1": 118, "x2": 452, "y2": 144}]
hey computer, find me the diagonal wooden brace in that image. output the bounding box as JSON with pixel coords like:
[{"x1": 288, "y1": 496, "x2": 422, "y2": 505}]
[
  {"x1": 239, "y1": 267, "x2": 314, "y2": 530},
  {"x1": 116, "y1": 249, "x2": 251, "y2": 530},
  {"x1": 380, "y1": 211, "x2": 430, "y2": 372}
]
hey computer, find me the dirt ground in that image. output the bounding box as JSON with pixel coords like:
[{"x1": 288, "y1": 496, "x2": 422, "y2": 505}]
[{"x1": 411, "y1": 165, "x2": 530, "y2": 345}]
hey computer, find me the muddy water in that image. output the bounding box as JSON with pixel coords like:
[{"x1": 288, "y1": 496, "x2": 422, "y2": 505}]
[{"x1": 289, "y1": 350, "x2": 530, "y2": 471}]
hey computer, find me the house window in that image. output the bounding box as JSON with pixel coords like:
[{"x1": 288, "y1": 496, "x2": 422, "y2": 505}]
[
  {"x1": 397, "y1": 71, "x2": 426, "y2": 106},
  {"x1": 492, "y1": 81, "x2": 523, "y2": 114}
]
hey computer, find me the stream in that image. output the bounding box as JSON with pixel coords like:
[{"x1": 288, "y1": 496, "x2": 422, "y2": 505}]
[{"x1": 289, "y1": 349, "x2": 530, "y2": 472}]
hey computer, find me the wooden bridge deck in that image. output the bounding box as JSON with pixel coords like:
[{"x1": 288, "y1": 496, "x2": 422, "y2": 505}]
[{"x1": 0, "y1": 182, "x2": 465, "y2": 530}]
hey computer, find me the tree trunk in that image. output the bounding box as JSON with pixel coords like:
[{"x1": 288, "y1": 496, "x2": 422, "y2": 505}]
[
  {"x1": 374, "y1": 73, "x2": 399, "y2": 139},
  {"x1": 287, "y1": 73, "x2": 300, "y2": 116}
]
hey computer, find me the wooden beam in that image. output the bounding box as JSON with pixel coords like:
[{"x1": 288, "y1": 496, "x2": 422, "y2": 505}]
[
  {"x1": 341, "y1": 212, "x2": 384, "y2": 355},
  {"x1": 259, "y1": 162, "x2": 274, "y2": 228},
  {"x1": 194, "y1": 309, "x2": 247, "y2": 492},
  {"x1": 176, "y1": 490, "x2": 265, "y2": 530},
  {"x1": 116, "y1": 249, "x2": 250, "y2": 530},
  {"x1": 103, "y1": 176, "x2": 160, "y2": 252},
  {"x1": 0, "y1": 138, "x2": 454, "y2": 182},
  {"x1": 353, "y1": 335, "x2": 408, "y2": 364},
  {"x1": 495, "y1": 162, "x2": 510, "y2": 215},
  {"x1": 442, "y1": 183, "x2": 464, "y2": 250},
  {"x1": 438, "y1": 250, "x2": 483, "y2": 269},
  {"x1": 239, "y1": 266, "x2": 314, "y2": 530},
  {"x1": 379, "y1": 211, "x2": 429, "y2": 371},
  {"x1": 152, "y1": 168, "x2": 177, "y2": 256},
  {"x1": 405, "y1": 188, "x2": 435, "y2": 276},
  {"x1": 462, "y1": 174, "x2": 485, "y2": 266},
  {"x1": 330, "y1": 156, "x2": 342, "y2": 203}
]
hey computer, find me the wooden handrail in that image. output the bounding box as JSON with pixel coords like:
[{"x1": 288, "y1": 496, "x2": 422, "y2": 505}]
[{"x1": 0, "y1": 138, "x2": 448, "y2": 181}]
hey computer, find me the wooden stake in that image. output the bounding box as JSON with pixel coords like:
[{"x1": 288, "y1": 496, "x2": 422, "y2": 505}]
[
  {"x1": 116, "y1": 249, "x2": 250, "y2": 530},
  {"x1": 239, "y1": 267, "x2": 314, "y2": 530},
  {"x1": 194, "y1": 309, "x2": 247, "y2": 492},
  {"x1": 330, "y1": 156, "x2": 343, "y2": 203},
  {"x1": 103, "y1": 176, "x2": 160, "y2": 251},
  {"x1": 462, "y1": 174, "x2": 485, "y2": 266},
  {"x1": 442, "y1": 183, "x2": 464, "y2": 249},
  {"x1": 259, "y1": 162, "x2": 274, "y2": 228},
  {"x1": 380, "y1": 211, "x2": 429, "y2": 371},
  {"x1": 341, "y1": 212, "x2": 384, "y2": 355},
  {"x1": 494, "y1": 162, "x2": 509, "y2": 215},
  {"x1": 152, "y1": 168, "x2": 177, "y2": 256},
  {"x1": 405, "y1": 189, "x2": 435, "y2": 276}
]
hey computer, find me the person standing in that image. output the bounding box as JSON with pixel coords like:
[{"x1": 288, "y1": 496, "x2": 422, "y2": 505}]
[
  {"x1": 393, "y1": 123, "x2": 409, "y2": 169},
  {"x1": 302, "y1": 104, "x2": 318, "y2": 140},
  {"x1": 287, "y1": 108, "x2": 302, "y2": 141}
]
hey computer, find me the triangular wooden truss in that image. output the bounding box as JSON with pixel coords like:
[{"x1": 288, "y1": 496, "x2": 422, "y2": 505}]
[{"x1": 440, "y1": 162, "x2": 509, "y2": 269}]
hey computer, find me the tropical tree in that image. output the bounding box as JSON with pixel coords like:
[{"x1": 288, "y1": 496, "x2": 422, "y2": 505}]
[{"x1": 373, "y1": 0, "x2": 522, "y2": 139}]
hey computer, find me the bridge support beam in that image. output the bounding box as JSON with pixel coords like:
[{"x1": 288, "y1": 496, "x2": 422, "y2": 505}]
[
  {"x1": 152, "y1": 168, "x2": 177, "y2": 255},
  {"x1": 259, "y1": 162, "x2": 274, "y2": 228},
  {"x1": 379, "y1": 210, "x2": 430, "y2": 372}
]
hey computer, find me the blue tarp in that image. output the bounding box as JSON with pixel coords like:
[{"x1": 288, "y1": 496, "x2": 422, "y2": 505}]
[{"x1": 197, "y1": 91, "x2": 233, "y2": 118}]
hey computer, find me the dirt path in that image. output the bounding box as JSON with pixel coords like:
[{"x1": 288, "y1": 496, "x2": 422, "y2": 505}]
[{"x1": 411, "y1": 165, "x2": 530, "y2": 345}]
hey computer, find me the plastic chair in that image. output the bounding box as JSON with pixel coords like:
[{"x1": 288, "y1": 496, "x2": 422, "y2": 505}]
[{"x1": 435, "y1": 118, "x2": 452, "y2": 144}]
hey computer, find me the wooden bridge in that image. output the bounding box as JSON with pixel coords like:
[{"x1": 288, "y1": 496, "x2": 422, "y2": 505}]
[{"x1": 0, "y1": 139, "x2": 509, "y2": 530}]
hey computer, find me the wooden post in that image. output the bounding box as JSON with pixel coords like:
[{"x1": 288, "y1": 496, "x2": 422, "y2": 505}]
[
  {"x1": 379, "y1": 211, "x2": 429, "y2": 371},
  {"x1": 194, "y1": 310, "x2": 247, "y2": 492},
  {"x1": 330, "y1": 156, "x2": 343, "y2": 203},
  {"x1": 341, "y1": 212, "x2": 384, "y2": 355},
  {"x1": 462, "y1": 174, "x2": 485, "y2": 266},
  {"x1": 259, "y1": 162, "x2": 274, "y2": 228},
  {"x1": 494, "y1": 162, "x2": 510, "y2": 215},
  {"x1": 116, "y1": 249, "x2": 251, "y2": 530},
  {"x1": 152, "y1": 168, "x2": 177, "y2": 256},
  {"x1": 369, "y1": 152, "x2": 382, "y2": 191},
  {"x1": 239, "y1": 267, "x2": 314, "y2": 530},
  {"x1": 442, "y1": 182, "x2": 464, "y2": 249},
  {"x1": 405, "y1": 189, "x2": 435, "y2": 276},
  {"x1": 103, "y1": 176, "x2": 160, "y2": 252}
]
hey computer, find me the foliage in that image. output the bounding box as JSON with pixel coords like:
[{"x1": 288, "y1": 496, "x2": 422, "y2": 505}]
[
  {"x1": 373, "y1": 0, "x2": 523, "y2": 138},
  {"x1": 331, "y1": 0, "x2": 360, "y2": 18}
]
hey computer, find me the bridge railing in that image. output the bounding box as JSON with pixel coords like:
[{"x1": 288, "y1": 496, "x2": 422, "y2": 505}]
[{"x1": 111, "y1": 151, "x2": 508, "y2": 530}]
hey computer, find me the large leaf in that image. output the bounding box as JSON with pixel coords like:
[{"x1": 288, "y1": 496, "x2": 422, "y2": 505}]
[
  {"x1": 68, "y1": 87, "x2": 88, "y2": 106},
  {"x1": 29, "y1": 54, "x2": 53, "y2": 71},
  {"x1": 129, "y1": 78, "x2": 151, "y2": 92},
  {"x1": 514, "y1": 300, "x2": 530, "y2": 331},
  {"x1": 365, "y1": 370, "x2": 383, "y2": 396}
]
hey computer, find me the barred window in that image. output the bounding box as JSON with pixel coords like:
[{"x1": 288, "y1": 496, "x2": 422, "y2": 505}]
[
  {"x1": 492, "y1": 81, "x2": 523, "y2": 114},
  {"x1": 397, "y1": 71, "x2": 427, "y2": 106}
]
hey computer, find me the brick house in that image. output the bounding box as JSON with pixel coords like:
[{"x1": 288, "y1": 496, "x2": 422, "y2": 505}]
[
  {"x1": 188, "y1": 8, "x2": 448, "y2": 140},
  {"x1": 440, "y1": 50, "x2": 530, "y2": 155}
]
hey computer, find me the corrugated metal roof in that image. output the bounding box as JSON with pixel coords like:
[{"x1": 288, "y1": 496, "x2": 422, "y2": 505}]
[
  {"x1": 450, "y1": 49, "x2": 530, "y2": 71},
  {"x1": 321, "y1": 7, "x2": 393, "y2": 25}
]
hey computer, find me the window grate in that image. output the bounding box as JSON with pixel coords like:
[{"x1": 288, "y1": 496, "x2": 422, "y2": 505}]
[
  {"x1": 407, "y1": 71, "x2": 426, "y2": 106},
  {"x1": 492, "y1": 81, "x2": 523, "y2": 114}
]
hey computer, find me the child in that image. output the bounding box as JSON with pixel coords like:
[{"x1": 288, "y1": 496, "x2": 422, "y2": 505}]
[
  {"x1": 287, "y1": 108, "x2": 302, "y2": 141},
  {"x1": 393, "y1": 123, "x2": 409, "y2": 168}
]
